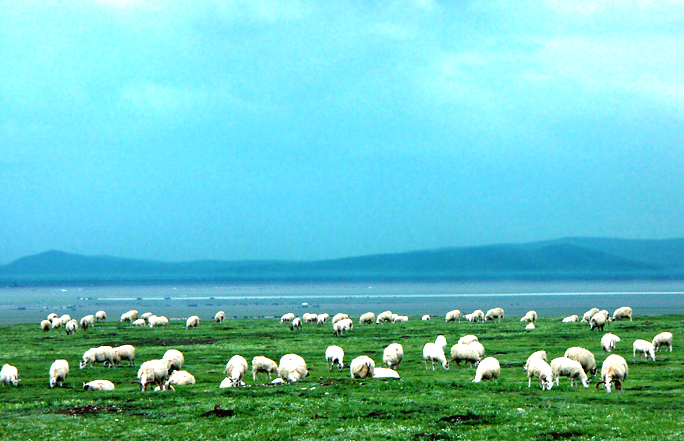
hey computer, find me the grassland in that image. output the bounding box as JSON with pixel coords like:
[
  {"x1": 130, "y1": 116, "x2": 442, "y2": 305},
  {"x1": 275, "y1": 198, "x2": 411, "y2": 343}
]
[{"x1": 0, "y1": 313, "x2": 683, "y2": 440}]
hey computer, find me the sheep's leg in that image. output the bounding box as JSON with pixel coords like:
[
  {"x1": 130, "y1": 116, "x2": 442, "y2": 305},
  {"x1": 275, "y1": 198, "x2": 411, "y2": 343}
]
[{"x1": 528, "y1": 377, "x2": 531, "y2": 388}]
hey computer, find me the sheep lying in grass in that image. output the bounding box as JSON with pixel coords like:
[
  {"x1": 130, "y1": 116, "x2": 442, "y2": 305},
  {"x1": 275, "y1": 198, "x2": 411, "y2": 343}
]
[
  {"x1": 83, "y1": 380, "x2": 115, "y2": 391},
  {"x1": 458, "y1": 335, "x2": 479, "y2": 345},
  {"x1": 612, "y1": 306, "x2": 633, "y2": 322},
  {"x1": 1, "y1": 364, "x2": 19, "y2": 386},
  {"x1": 422, "y1": 314, "x2": 431, "y2": 321},
  {"x1": 350, "y1": 356, "x2": 375, "y2": 379},
  {"x1": 485, "y1": 308, "x2": 504, "y2": 322},
  {"x1": 524, "y1": 351, "x2": 548, "y2": 373},
  {"x1": 252, "y1": 356, "x2": 278, "y2": 381},
  {"x1": 120, "y1": 310, "x2": 139, "y2": 323},
  {"x1": 435, "y1": 335, "x2": 447, "y2": 352},
  {"x1": 525, "y1": 323, "x2": 535, "y2": 331},
  {"x1": 359, "y1": 312, "x2": 376, "y2": 324},
  {"x1": 333, "y1": 318, "x2": 353, "y2": 337},
  {"x1": 597, "y1": 354, "x2": 628, "y2": 393},
  {"x1": 132, "y1": 319, "x2": 146, "y2": 327},
  {"x1": 527, "y1": 358, "x2": 554, "y2": 390},
  {"x1": 581, "y1": 308, "x2": 599, "y2": 322},
  {"x1": 450, "y1": 343, "x2": 482, "y2": 367},
  {"x1": 652, "y1": 332, "x2": 673, "y2": 353},
  {"x1": 80, "y1": 346, "x2": 120, "y2": 369},
  {"x1": 278, "y1": 354, "x2": 308, "y2": 382},
  {"x1": 520, "y1": 311, "x2": 537, "y2": 323},
  {"x1": 564, "y1": 347, "x2": 596, "y2": 377},
  {"x1": 96, "y1": 310, "x2": 107, "y2": 322},
  {"x1": 423, "y1": 343, "x2": 449, "y2": 371},
  {"x1": 163, "y1": 349, "x2": 184, "y2": 372},
  {"x1": 325, "y1": 345, "x2": 345, "y2": 371},
  {"x1": 562, "y1": 315, "x2": 579, "y2": 323},
  {"x1": 138, "y1": 359, "x2": 170, "y2": 391},
  {"x1": 214, "y1": 311, "x2": 225, "y2": 323},
  {"x1": 224, "y1": 355, "x2": 248, "y2": 387},
  {"x1": 445, "y1": 310, "x2": 461, "y2": 323},
  {"x1": 166, "y1": 370, "x2": 195, "y2": 387},
  {"x1": 383, "y1": 343, "x2": 403, "y2": 370},
  {"x1": 373, "y1": 367, "x2": 400, "y2": 379},
  {"x1": 49, "y1": 359, "x2": 69, "y2": 388},
  {"x1": 186, "y1": 315, "x2": 200, "y2": 329},
  {"x1": 473, "y1": 357, "x2": 499, "y2": 382},
  {"x1": 550, "y1": 357, "x2": 589, "y2": 388},
  {"x1": 114, "y1": 345, "x2": 136, "y2": 366},
  {"x1": 633, "y1": 339, "x2": 656, "y2": 362},
  {"x1": 601, "y1": 333, "x2": 621, "y2": 353}
]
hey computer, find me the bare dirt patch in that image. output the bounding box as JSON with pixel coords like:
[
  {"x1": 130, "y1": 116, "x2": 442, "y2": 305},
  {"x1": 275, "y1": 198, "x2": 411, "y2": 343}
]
[
  {"x1": 200, "y1": 405, "x2": 234, "y2": 417},
  {"x1": 60, "y1": 405, "x2": 120, "y2": 416}
]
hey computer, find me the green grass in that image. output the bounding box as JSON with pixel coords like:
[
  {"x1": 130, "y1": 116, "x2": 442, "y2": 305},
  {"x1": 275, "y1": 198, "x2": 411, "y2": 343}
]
[{"x1": 1, "y1": 314, "x2": 683, "y2": 440}]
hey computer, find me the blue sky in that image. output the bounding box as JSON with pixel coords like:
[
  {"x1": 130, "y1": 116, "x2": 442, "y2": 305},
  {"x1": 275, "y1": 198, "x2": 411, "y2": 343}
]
[{"x1": 1, "y1": 0, "x2": 683, "y2": 263}]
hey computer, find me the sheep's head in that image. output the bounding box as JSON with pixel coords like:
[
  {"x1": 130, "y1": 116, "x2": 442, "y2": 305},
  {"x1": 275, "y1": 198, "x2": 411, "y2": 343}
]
[
  {"x1": 49, "y1": 377, "x2": 57, "y2": 389},
  {"x1": 580, "y1": 377, "x2": 590, "y2": 388}
]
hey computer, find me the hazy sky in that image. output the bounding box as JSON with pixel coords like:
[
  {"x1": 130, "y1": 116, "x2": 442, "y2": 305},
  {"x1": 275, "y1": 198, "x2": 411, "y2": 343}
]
[{"x1": 1, "y1": 0, "x2": 683, "y2": 263}]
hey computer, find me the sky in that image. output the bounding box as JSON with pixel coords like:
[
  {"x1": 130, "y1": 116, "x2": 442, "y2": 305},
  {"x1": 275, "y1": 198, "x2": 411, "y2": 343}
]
[{"x1": 1, "y1": 0, "x2": 684, "y2": 264}]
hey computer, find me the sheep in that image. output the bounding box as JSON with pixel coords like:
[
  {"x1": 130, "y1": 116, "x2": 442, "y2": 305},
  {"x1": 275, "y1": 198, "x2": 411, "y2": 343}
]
[
  {"x1": 581, "y1": 308, "x2": 600, "y2": 322},
  {"x1": 468, "y1": 341, "x2": 486, "y2": 359},
  {"x1": 80, "y1": 315, "x2": 95, "y2": 331},
  {"x1": 40, "y1": 319, "x2": 51, "y2": 332},
  {"x1": 376, "y1": 310, "x2": 393, "y2": 324},
  {"x1": 485, "y1": 308, "x2": 504, "y2": 322},
  {"x1": 333, "y1": 318, "x2": 353, "y2": 337},
  {"x1": 83, "y1": 380, "x2": 115, "y2": 391},
  {"x1": 332, "y1": 313, "x2": 349, "y2": 324},
  {"x1": 524, "y1": 351, "x2": 548, "y2": 372},
  {"x1": 359, "y1": 312, "x2": 376, "y2": 324},
  {"x1": 520, "y1": 311, "x2": 537, "y2": 323},
  {"x1": 49, "y1": 359, "x2": 69, "y2": 388},
  {"x1": 290, "y1": 317, "x2": 302, "y2": 331},
  {"x1": 612, "y1": 306, "x2": 633, "y2": 322},
  {"x1": 458, "y1": 335, "x2": 479, "y2": 345},
  {"x1": 350, "y1": 356, "x2": 375, "y2": 379},
  {"x1": 391, "y1": 313, "x2": 399, "y2": 323},
  {"x1": 149, "y1": 315, "x2": 169, "y2": 328},
  {"x1": 223, "y1": 355, "x2": 248, "y2": 387},
  {"x1": 140, "y1": 312, "x2": 153, "y2": 322},
  {"x1": 166, "y1": 370, "x2": 195, "y2": 386},
  {"x1": 464, "y1": 313, "x2": 473, "y2": 322},
  {"x1": 162, "y1": 349, "x2": 184, "y2": 372},
  {"x1": 138, "y1": 359, "x2": 170, "y2": 391},
  {"x1": 51, "y1": 317, "x2": 62, "y2": 329},
  {"x1": 186, "y1": 315, "x2": 200, "y2": 329},
  {"x1": 277, "y1": 353, "x2": 308, "y2": 382},
  {"x1": 59, "y1": 314, "x2": 72, "y2": 326},
  {"x1": 214, "y1": 311, "x2": 225, "y2": 323},
  {"x1": 525, "y1": 323, "x2": 535, "y2": 331},
  {"x1": 132, "y1": 318, "x2": 146, "y2": 327},
  {"x1": 562, "y1": 315, "x2": 579, "y2": 323},
  {"x1": 114, "y1": 345, "x2": 136, "y2": 366},
  {"x1": 373, "y1": 367, "x2": 401, "y2": 379},
  {"x1": 316, "y1": 313, "x2": 330, "y2": 324},
  {"x1": 527, "y1": 358, "x2": 554, "y2": 390},
  {"x1": 1, "y1": 364, "x2": 19, "y2": 386},
  {"x1": 423, "y1": 342, "x2": 449, "y2": 371},
  {"x1": 435, "y1": 335, "x2": 447, "y2": 352},
  {"x1": 252, "y1": 356, "x2": 278, "y2": 381},
  {"x1": 589, "y1": 311, "x2": 608, "y2": 331},
  {"x1": 550, "y1": 357, "x2": 589, "y2": 388},
  {"x1": 395, "y1": 315, "x2": 409, "y2": 322},
  {"x1": 597, "y1": 354, "x2": 628, "y2": 393},
  {"x1": 120, "y1": 310, "x2": 139, "y2": 323},
  {"x1": 325, "y1": 345, "x2": 345, "y2": 371},
  {"x1": 80, "y1": 346, "x2": 120, "y2": 369},
  {"x1": 47, "y1": 313, "x2": 58, "y2": 321},
  {"x1": 601, "y1": 333, "x2": 621, "y2": 353},
  {"x1": 65, "y1": 320, "x2": 78, "y2": 335},
  {"x1": 473, "y1": 357, "x2": 499, "y2": 382},
  {"x1": 445, "y1": 309, "x2": 461, "y2": 323},
  {"x1": 303, "y1": 312, "x2": 318, "y2": 323},
  {"x1": 633, "y1": 339, "x2": 656, "y2": 362},
  {"x1": 450, "y1": 343, "x2": 482, "y2": 367},
  {"x1": 95, "y1": 310, "x2": 107, "y2": 322},
  {"x1": 280, "y1": 312, "x2": 295, "y2": 323},
  {"x1": 652, "y1": 332, "x2": 673, "y2": 353},
  {"x1": 383, "y1": 343, "x2": 404, "y2": 370},
  {"x1": 564, "y1": 347, "x2": 597, "y2": 377}
]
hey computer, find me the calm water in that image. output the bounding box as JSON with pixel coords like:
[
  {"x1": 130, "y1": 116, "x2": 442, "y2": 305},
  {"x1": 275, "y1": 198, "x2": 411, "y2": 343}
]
[{"x1": 1, "y1": 279, "x2": 683, "y2": 325}]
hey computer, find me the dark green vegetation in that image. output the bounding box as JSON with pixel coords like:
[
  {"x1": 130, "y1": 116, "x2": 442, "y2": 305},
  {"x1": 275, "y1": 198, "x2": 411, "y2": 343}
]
[{"x1": 1, "y1": 314, "x2": 683, "y2": 440}]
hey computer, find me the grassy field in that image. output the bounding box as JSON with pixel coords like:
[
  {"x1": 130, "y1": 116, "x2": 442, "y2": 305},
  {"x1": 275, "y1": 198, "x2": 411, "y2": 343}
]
[{"x1": 0, "y1": 312, "x2": 682, "y2": 440}]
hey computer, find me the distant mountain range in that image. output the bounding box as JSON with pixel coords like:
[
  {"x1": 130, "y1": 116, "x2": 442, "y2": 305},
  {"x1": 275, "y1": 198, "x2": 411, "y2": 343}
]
[{"x1": 2, "y1": 237, "x2": 684, "y2": 284}]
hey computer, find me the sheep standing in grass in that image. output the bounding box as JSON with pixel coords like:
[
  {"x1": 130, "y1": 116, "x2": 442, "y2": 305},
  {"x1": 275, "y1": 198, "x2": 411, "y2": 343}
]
[
  {"x1": 138, "y1": 359, "x2": 170, "y2": 391},
  {"x1": 163, "y1": 349, "x2": 184, "y2": 372},
  {"x1": 65, "y1": 320, "x2": 78, "y2": 335},
  {"x1": 51, "y1": 317, "x2": 62, "y2": 329},
  {"x1": 333, "y1": 318, "x2": 353, "y2": 337},
  {"x1": 601, "y1": 333, "x2": 621, "y2": 353},
  {"x1": 1, "y1": 364, "x2": 19, "y2": 386},
  {"x1": 141, "y1": 312, "x2": 153, "y2": 322},
  {"x1": 316, "y1": 313, "x2": 330, "y2": 324},
  {"x1": 280, "y1": 313, "x2": 295, "y2": 323},
  {"x1": 524, "y1": 351, "x2": 548, "y2": 373},
  {"x1": 422, "y1": 343, "x2": 449, "y2": 371},
  {"x1": 435, "y1": 335, "x2": 447, "y2": 352},
  {"x1": 80, "y1": 315, "x2": 95, "y2": 331},
  {"x1": 132, "y1": 319, "x2": 146, "y2": 327},
  {"x1": 214, "y1": 311, "x2": 225, "y2": 323},
  {"x1": 458, "y1": 335, "x2": 479, "y2": 345},
  {"x1": 525, "y1": 323, "x2": 535, "y2": 331},
  {"x1": 83, "y1": 380, "x2": 115, "y2": 391},
  {"x1": 303, "y1": 313, "x2": 318, "y2": 324},
  {"x1": 359, "y1": 312, "x2": 376, "y2": 324},
  {"x1": 149, "y1": 315, "x2": 169, "y2": 328},
  {"x1": 564, "y1": 347, "x2": 596, "y2": 377},
  {"x1": 589, "y1": 312, "x2": 608, "y2": 331},
  {"x1": 520, "y1": 311, "x2": 537, "y2": 323},
  {"x1": 252, "y1": 356, "x2": 278, "y2": 381},
  {"x1": 40, "y1": 320, "x2": 51, "y2": 332},
  {"x1": 633, "y1": 339, "x2": 656, "y2": 362},
  {"x1": 49, "y1": 359, "x2": 69, "y2": 388},
  {"x1": 224, "y1": 355, "x2": 248, "y2": 387},
  {"x1": 581, "y1": 308, "x2": 600, "y2": 322},
  {"x1": 422, "y1": 314, "x2": 431, "y2": 321},
  {"x1": 325, "y1": 345, "x2": 345, "y2": 371},
  {"x1": 473, "y1": 357, "x2": 499, "y2": 382},
  {"x1": 95, "y1": 310, "x2": 107, "y2": 322},
  {"x1": 80, "y1": 346, "x2": 120, "y2": 369},
  {"x1": 468, "y1": 341, "x2": 485, "y2": 359},
  {"x1": 652, "y1": 332, "x2": 673, "y2": 353},
  {"x1": 59, "y1": 314, "x2": 71, "y2": 326},
  {"x1": 598, "y1": 354, "x2": 628, "y2": 393},
  {"x1": 527, "y1": 358, "x2": 554, "y2": 390},
  {"x1": 550, "y1": 357, "x2": 589, "y2": 388},
  {"x1": 450, "y1": 343, "x2": 482, "y2": 367},
  {"x1": 485, "y1": 308, "x2": 504, "y2": 322},
  {"x1": 278, "y1": 354, "x2": 308, "y2": 382},
  {"x1": 186, "y1": 315, "x2": 200, "y2": 330},
  {"x1": 470, "y1": 310, "x2": 485, "y2": 322},
  {"x1": 332, "y1": 313, "x2": 349, "y2": 324},
  {"x1": 612, "y1": 306, "x2": 633, "y2": 322},
  {"x1": 383, "y1": 343, "x2": 404, "y2": 370},
  {"x1": 445, "y1": 310, "x2": 461, "y2": 323},
  {"x1": 120, "y1": 310, "x2": 139, "y2": 323},
  {"x1": 350, "y1": 356, "x2": 375, "y2": 379},
  {"x1": 562, "y1": 315, "x2": 579, "y2": 323},
  {"x1": 376, "y1": 310, "x2": 393, "y2": 324},
  {"x1": 47, "y1": 313, "x2": 58, "y2": 322},
  {"x1": 114, "y1": 345, "x2": 136, "y2": 366},
  {"x1": 290, "y1": 317, "x2": 302, "y2": 331}
]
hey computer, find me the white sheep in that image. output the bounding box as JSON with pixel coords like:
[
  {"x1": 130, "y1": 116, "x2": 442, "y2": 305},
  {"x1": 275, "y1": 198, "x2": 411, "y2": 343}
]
[
  {"x1": 598, "y1": 354, "x2": 628, "y2": 393},
  {"x1": 550, "y1": 357, "x2": 589, "y2": 388},
  {"x1": 163, "y1": 349, "x2": 184, "y2": 372},
  {"x1": 464, "y1": 313, "x2": 473, "y2": 322},
  {"x1": 290, "y1": 317, "x2": 302, "y2": 331},
  {"x1": 581, "y1": 308, "x2": 600, "y2": 322},
  {"x1": 612, "y1": 306, "x2": 633, "y2": 322},
  {"x1": 47, "y1": 313, "x2": 58, "y2": 321},
  {"x1": 422, "y1": 314, "x2": 431, "y2": 321},
  {"x1": 120, "y1": 310, "x2": 139, "y2": 323},
  {"x1": 80, "y1": 346, "x2": 120, "y2": 369},
  {"x1": 65, "y1": 320, "x2": 78, "y2": 335},
  {"x1": 132, "y1": 319, "x2": 146, "y2": 327},
  {"x1": 445, "y1": 309, "x2": 461, "y2": 323},
  {"x1": 51, "y1": 317, "x2": 62, "y2": 329},
  {"x1": 332, "y1": 313, "x2": 349, "y2": 324},
  {"x1": 373, "y1": 367, "x2": 401, "y2": 379},
  {"x1": 527, "y1": 358, "x2": 554, "y2": 390},
  {"x1": 435, "y1": 335, "x2": 447, "y2": 352},
  {"x1": 49, "y1": 359, "x2": 69, "y2": 388},
  {"x1": 473, "y1": 357, "x2": 499, "y2": 382},
  {"x1": 564, "y1": 347, "x2": 597, "y2": 377},
  {"x1": 468, "y1": 341, "x2": 486, "y2": 359},
  {"x1": 376, "y1": 310, "x2": 393, "y2": 324},
  {"x1": 114, "y1": 345, "x2": 136, "y2": 366},
  {"x1": 325, "y1": 345, "x2": 345, "y2": 371},
  {"x1": 223, "y1": 355, "x2": 248, "y2": 387},
  {"x1": 83, "y1": 380, "x2": 115, "y2": 391},
  {"x1": 80, "y1": 315, "x2": 95, "y2": 330},
  {"x1": 450, "y1": 343, "x2": 482, "y2": 367},
  {"x1": 59, "y1": 314, "x2": 71, "y2": 326},
  {"x1": 525, "y1": 323, "x2": 535, "y2": 331},
  {"x1": 524, "y1": 351, "x2": 548, "y2": 372},
  {"x1": 141, "y1": 312, "x2": 153, "y2": 322},
  {"x1": 214, "y1": 311, "x2": 226, "y2": 323},
  {"x1": 303, "y1": 312, "x2": 318, "y2": 323},
  {"x1": 601, "y1": 333, "x2": 621, "y2": 353},
  {"x1": 359, "y1": 312, "x2": 376, "y2": 324},
  {"x1": 520, "y1": 311, "x2": 537, "y2": 323},
  {"x1": 277, "y1": 353, "x2": 308, "y2": 382},
  {"x1": 252, "y1": 356, "x2": 278, "y2": 381},
  {"x1": 652, "y1": 332, "x2": 673, "y2": 353},
  {"x1": 316, "y1": 313, "x2": 330, "y2": 324},
  {"x1": 423, "y1": 342, "x2": 449, "y2": 371},
  {"x1": 1, "y1": 364, "x2": 19, "y2": 386},
  {"x1": 280, "y1": 312, "x2": 295, "y2": 323},
  {"x1": 391, "y1": 313, "x2": 399, "y2": 323},
  {"x1": 95, "y1": 310, "x2": 107, "y2": 322},
  {"x1": 395, "y1": 315, "x2": 409, "y2": 323},
  {"x1": 40, "y1": 319, "x2": 51, "y2": 332},
  {"x1": 562, "y1": 315, "x2": 579, "y2": 323},
  {"x1": 382, "y1": 343, "x2": 404, "y2": 370},
  {"x1": 633, "y1": 339, "x2": 656, "y2": 362},
  {"x1": 138, "y1": 359, "x2": 170, "y2": 391},
  {"x1": 470, "y1": 309, "x2": 485, "y2": 322},
  {"x1": 186, "y1": 315, "x2": 200, "y2": 329},
  {"x1": 589, "y1": 311, "x2": 608, "y2": 331},
  {"x1": 166, "y1": 370, "x2": 195, "y2": 386},
  {"x1": 149, "y1": 315, "x2": 169, "y2": 328},
  {"x1": 333, "y1": 318, "x2": 353, "y2": 337},
  {"x1": 458, "y1": 335, "x2": 479, "y2": 345},
  {"x1": 485, "y1": 307, "x2": 504, "y2": 322},
  {"x1": 350, "y1": 356, "x2": 375, "y2": 379}
]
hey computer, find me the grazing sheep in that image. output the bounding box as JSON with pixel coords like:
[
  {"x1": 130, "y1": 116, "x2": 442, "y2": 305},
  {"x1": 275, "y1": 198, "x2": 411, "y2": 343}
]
[
  {"x1": 581, "y1": 308, "x2": 600, "y2": 322},
  {"x1": 59, "y1": 314, "x2": 71, "y2": 326},
  {"x1": 120, "y1": 310, "x2": 139, "y2": 323},
  {"x1": 520, "y1": 311, "x2": 537, "y2": 323},
  {"x1": 80, "y1": 315, "x2": 95, "y2": 330},
  {"x1": 391, "y1": 313, "x2": 399, "y2": 323},
  {"x1": 450, "y1": 343, "x2": 482, "y2": 367},
  {"x1": 333, "y1": 318, "x2": 353, "y2": 337},
  {"x1": 394, "y1": 315, "x2": 409, "y2": 323},
  {"x1": 65, "y1": 320, "x2": 78, "y2": 335},
  {"x1": 524, "y1": 351, "x2": 548, "y2": 372},
  {"x1": 140, "y1": 312, "x2": 153, "y2": 322},
  {"x1": 376, "y1": 310, "x2": 393, "y2": 324},
  {"x1": 325, "y1": 345, "x2": 345, "y2": 371},
  {"x1": 47, "y1": 313, "x2": 58, "y2": 321},
  {"x1": 359, "y1": 312, "x2": 376, "y2": 324},
  {"x1": 138, "y1": 359, "x2": 170, "y2": 391},
  {"x1": 422, "y1": 314, "x2": 431, "y2": 321},
  {"x1": 435, "y1": 335, "x2": 447, "y2": 352},
  {"x1": 550, "y1": 357, "x2": 589, "y2": 388},
  {"x1": 95, "y1": 310, "x2": 107, "y2": 322},
  {"x1": 525, "y1": 323, "x2": 535, "y2": 331},
  {"x1": 51, "y1": 317, "x2": 62, "y2": 329},
  {"x1": 601, "y1": 333, "x2": 621, "y2": 353},
  {"x1": 166, "y1": 370, "x2": 195, "y2": 386},
  {"x1": 114, "y1": 345, "x2": 136, "y2": 366},
  {"x1": 468, "y1": 341, "x2": 486, "y2": 359},
  {"x1": 562, "y1": 315, "x2": 579, "y2": 323},
  {"x1": 1, "y1": 364, "x2": 19, "y2": 386},
  {"x1": 303, "y1": 312, "x2": 318, "y2": 323},
  {"x1": 214, "y1": 311, "x2": 225, "y2": 323},
  {"x1": 280, "y1": 312, "x2": 295, "y2": 323},
  {"x1": 80, "y1": 346, "x2": 120, "y2": 369},
  {"x1": 612, "y1": 306, "x2": 633, "y2": 322},
  {"x1": 186, "y1": 315, "x2": 200, "y2": 329},
  {"x1": 422, "y1": 342, "x2": 449, "y2": 371},
  {"x1": 252, "y1": 356, "x2": 278, "y2": 381},
  {"x1": 373, "y1": 367, "x2": 401, "y2": 379},
  {"x1": 564, "y1": 347, "x2": 597, "y2": 377},
  {"x1": 485, "y1": 308, "x2": 504, "y2": 322},
  {"x1": 49, "y1": 359, "x2": 69, "y2": 388},
  {"x1": 224, "y1": 355, "x2": 248, "y2": 387},
  {"x1": 471, "y1": 310, "x2": 485, "y2": 322},
  {"x1": 445, "y1": 309, "x2": 461, "y2": 323},
  {"x1": 162, "y1": 349, "x2": 184, "y2": 372},
  {"x1": 350, "y1": 356, "x2": 375, "y2": 379},
  {"x1": 149, "y1": 315, "x2": 169, "y2": 328},
  {"x1": 473, "y1": 357, "x2": 500, "y2": 382},
  {"x1": 633, "y1": 339, "x2": 656, "y2": 362},
  {"x1": 382, "y1": 343, "x2": 404, "y2": 370},
  {"x1": 277, "y1": 353, "x2": 308, "y2": 382},
  {"x1": 458, "y1": 335, "x2": 479, "y2": 345},
  {"x1": 652, "y1": 332, "x2": 673, "y2": 353},
  {"x1": 290, "y1": 317, "x2": 302, "y2": 331},
  {"x1": 332, "y1": 313, "x2": 349, "y2": 324},
  {"x1": 316, "y1": 313, "x2": 330, "y2": 324},
  {"x1": 40, "y1": 319, "x2": 51, "y2": 332},
  {"x1": 132, "y1": 319, "x2": 146, "y2": 327},
  {"x1": 527, "y1": 358, "x2": 554, "y2": 390},
  {"x1": 83, "y1": 380, "x2": 115, "y2": 391},
  {"x1": 590, "y1": 312, "x2": 608, "y2": 331},
  {"x1": 598, "y1": 354, "x2": 628, "y2": 393}
]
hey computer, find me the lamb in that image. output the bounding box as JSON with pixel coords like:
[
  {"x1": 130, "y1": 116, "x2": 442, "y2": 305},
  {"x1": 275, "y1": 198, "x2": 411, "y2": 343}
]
[
  {"x1": 633, "y1": 339, "x2": 656, "y2": 362},
  {"x1": 65, "y1": 320, "x2": 78, "y2": 335},
  {"x1": 562, "y1": 315, "x2": 579, "y2": 323},
  {"x1": 527, "y1": 358, "x2": 554, "y2": 390},
  {"x1": 80, "y1": 346, "x2": 120, "y2": 369},
  {"x1": 550, "y1": 357, "x2": 589, "y2": 388},
  {"x1": 652, "y1": 332, "x2": 673, "y2": 352},
  {"x1": 223, "y1": 355, "x2": 248, "y2": 387},
  {"x1": 422, "y1": 314, "x2": 431, "y2": 321},
  {"x1": 564, "y1": 347, "x2": 596, "y2": 377},
  {"x1": 445, "y1": 309, "x2": 461, "y2": 323},
  {"x1": 214, "y1": 311, "x2": 226, "y2": 323},
  {"x1": 40, "y1": 319, "x2": 51, "y2": 332},
  {"x1": 290, "y1": 317, "x2": 302, "y2": 331},
  {"x1": 186, "y1": 315, "x2": 200, "y2": 329},
  {"x1": 277, "y1": 353, "x2": 308, "y2": 382},
  {"x1": 382, "y1": 343, "x2": 404, "y2": 370},
  {"x1": 601, "y1": 333, "x2": 621, "y2": 353},
  {"x1": 376, "y1": 310, "x2": 393, "y2": 323},
  {"x1": 525, "y1": 323, "x2": 535, "y2": 331},
  {"x1": 120, "y1": 310, "x2": 139, "y2": 323},
  {"x1": 485, "y1": 307, "x2": 504, "y2": 322},
  {"x1": 333, "y1": 318, "x2": 353, "y2": 336},
  {"x1": 359, "y1": 312, "x2": 376, "y2": 324},
  {"x1": 612, "y1": 306, "x2": 633, "y2": 322},
  {"x1": 589, "y1": 311, "x2": 608, "y2": 331},
  {"x1": 162, "y1": 349, "x2": 184, "y2": 372},
  {"x1": 252, "y1": 356, "x2": 278, "y2": 381},
  {"x1": 473, "y1": 357, "x2": 500, "y2": 382},
  {"x1": 597, "y1": 354, "x2": 628, "y2": 393},
  {"x1": 1, "y1": 364, "x2": 19, "y2": 386},
  {"x1": 450, "y1": 343, "x2": 482, "y2": 367},
  {"x1": 132, "y1": 319, "x2": 146, "y2": 327},
  {"x1": 423, "y1": 342, "x2": 449, "y2": 370},
  {"x1": 114, "y1": 345, "x2": 136, "y2": 366},
  {"x1": 166, "y1": 370, "x2": 195, "y2": 386},
  {"x1": 350, "y1": 356, "x2": 375, "y2": 379},
  {"x1": 325, "y1": 345, "x2": 345, "y2": 371},
  {"x1": 581, "y1": 308, "x2": 600, "y2": 322},
  {"x1": 49, "y1": 359, "x2": 69, "y2": 388},
  {"x1": 373, "y1": 367, "x2": 401, "y2": 379},
  {"x1": 435, "y1": 335, "x2": 447, "y2": 352},
  {"x1": 138, "y1": 359, "x2": 170, "y2": 391},
  {"x1": 83, "y1": 380, "x2": 115, "y2": 391},
  {"x1": 458, "y1": 335, "x2": 479, "y2": 345},
  {"x1": 520, "y1": 311, "x2": 537, "y2": 323},
  {"x1": 149, "y1": 315, "x2": 169, "y2": 328},
  {"x1": 95, "y1": 310, "x2": 107, "y2": 322},
  {"x1": 524, "y1": 350, "x2": 548, "y2": 372},
  {"x1": 280, "y1": 312, "x2": 295, "y2": 323},
  {"x1": 332, "y1": 313, "x2": 349, "y2": 324},
  {"x1": 316, "y1": 313, "x2": 330, "y2": 324}
]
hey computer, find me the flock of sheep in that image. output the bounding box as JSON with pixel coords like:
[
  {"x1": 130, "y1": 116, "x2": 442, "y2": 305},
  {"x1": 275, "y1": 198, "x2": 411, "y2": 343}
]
[{"x1": 0, "y1": 305, "x2": 674, "y2": 395}]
